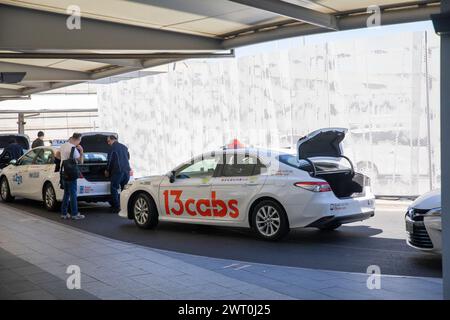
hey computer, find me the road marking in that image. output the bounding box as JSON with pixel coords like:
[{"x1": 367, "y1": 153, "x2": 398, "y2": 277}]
[
  {"x1": 223, "y1": 263, "x2": 251, "y2": 270},
  {"x1": 235, "y1": 264, "x2": 251, "y2": 270},
  {"x1": 223, "y1": 263, "x2": 240, "y2": 269}
]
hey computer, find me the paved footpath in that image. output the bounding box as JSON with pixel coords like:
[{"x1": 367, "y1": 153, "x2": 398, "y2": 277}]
[{"x1": 0, "y1": 203, "x2": 443, "y2": 300}]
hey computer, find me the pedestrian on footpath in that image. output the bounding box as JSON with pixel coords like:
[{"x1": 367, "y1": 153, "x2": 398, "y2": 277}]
[
  {"x1": 55, "y1": 133, "x2": 85, "y2": 220},
  {"x1": 105, "y1": 135, "x2": 131, "y2": 213}
]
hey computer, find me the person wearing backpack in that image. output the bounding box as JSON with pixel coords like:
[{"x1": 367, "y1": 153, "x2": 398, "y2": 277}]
[{"x1": 55, "y1": 133, "x2": 85, "y2": 220}]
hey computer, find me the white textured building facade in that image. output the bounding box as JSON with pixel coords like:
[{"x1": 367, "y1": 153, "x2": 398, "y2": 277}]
[{"x1": 97, "y1": 30, "x2": 440, "y2": 196}]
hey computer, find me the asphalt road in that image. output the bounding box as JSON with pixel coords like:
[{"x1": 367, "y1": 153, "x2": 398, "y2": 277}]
[{"x1": 1, "y1": 199, "x2": 442, "y2": 278}]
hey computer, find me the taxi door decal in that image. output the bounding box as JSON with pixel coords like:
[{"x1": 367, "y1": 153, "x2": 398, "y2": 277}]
[
  {"x1": 163, "y1": 189, "x2": 240, "y2": 218},
  {"x1": 163, "y1": 190, "x2": 184, "y2": 216},
  {"x1": 211, "y1": 191, "x2": 227, "y2": 217}
]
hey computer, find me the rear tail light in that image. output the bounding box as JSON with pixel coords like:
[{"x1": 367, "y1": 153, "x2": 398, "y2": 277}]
[
  {"x1": 294, "y1": 181, "x2": 332, "y2": 192},
  {"x1": 129, "y1": 169, "x2": 134, "y2": 177}
]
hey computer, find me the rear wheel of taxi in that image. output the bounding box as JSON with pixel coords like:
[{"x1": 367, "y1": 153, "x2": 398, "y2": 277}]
[
  {"x1": 131, "y1": 193, "x2": 158, "y2": 229},
  {"x1": 43, "y1": 183, "x2": 59, "y2": 211},
  {"x1": 0, "y1": 177, "x2": 14, "y2": 202},
  {"x1": 251, "y1": 200, "x2": 289, "y2": 241}
]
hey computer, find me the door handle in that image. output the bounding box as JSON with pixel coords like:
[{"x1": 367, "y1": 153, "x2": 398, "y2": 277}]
[{"x1": 197, "y1": 184, "x2": 210, "y2": 187}]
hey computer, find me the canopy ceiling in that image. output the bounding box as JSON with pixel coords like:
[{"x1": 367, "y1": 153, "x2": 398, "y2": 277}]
[{"x1": 0, "y1": 0, "x2": 440, "y2": 100}]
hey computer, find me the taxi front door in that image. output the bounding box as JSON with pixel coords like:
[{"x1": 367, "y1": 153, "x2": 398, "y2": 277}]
[{"x1": 159, "y1": 156, "x2": 219, "y2": 221}]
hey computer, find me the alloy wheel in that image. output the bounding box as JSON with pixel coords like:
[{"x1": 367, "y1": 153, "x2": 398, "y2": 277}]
[
  {"x1": 134, "y1": 197, "x2": 149, "y2": 225},
  {"x1": 1, "y1": 179, "x2": 8, "y2": 200},
  {"x1": 255, "y1": 205, "x2": 281, "y2": 237},
  {"x1": 45, "y1": 185, "x2": 56, "y2": 209}
]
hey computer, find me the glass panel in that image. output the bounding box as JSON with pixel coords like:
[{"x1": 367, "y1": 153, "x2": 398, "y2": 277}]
[
  {"x1": 35, "y1": 149, "x2": 54, "y2": 165},
  {"x1": 19, "y1": 150, "x2": 37, "y2": 166},
  {"x1": 177, "y1": 157, "x2": 218, "y2": 179},
  {"x1": 221, "y1": 154, "x2": 258, "y2": 177}
]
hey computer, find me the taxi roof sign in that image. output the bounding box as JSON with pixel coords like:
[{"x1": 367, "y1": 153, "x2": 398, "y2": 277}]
[{"x1": 226, "y1": 139, "x2": 245, "y2": 149}]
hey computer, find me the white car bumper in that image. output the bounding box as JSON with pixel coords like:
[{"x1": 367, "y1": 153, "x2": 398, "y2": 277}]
[
  {"x1": 406, "y1": 214, "x2": 442, "y2": 253},
  {"x1": 284, "y1": 190, "x2": 375, "y2": 229}
]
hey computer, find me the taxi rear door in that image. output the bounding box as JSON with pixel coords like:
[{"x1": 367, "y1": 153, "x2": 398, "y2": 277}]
[
  {"x1": 210, "y1": 153, "x2": 267, "y2": 222},
  {"x1": 27, "y1": 148, "x2": 55, "y2": 199}
]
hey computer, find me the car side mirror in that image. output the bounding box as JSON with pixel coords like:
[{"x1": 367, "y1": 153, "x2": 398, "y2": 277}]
[
  {"x1": 169, "y1": 170, "x2": 176, "y2": 183},
  {"x1": 9, "y1": 159, "x2": 17, "y2": 166}
]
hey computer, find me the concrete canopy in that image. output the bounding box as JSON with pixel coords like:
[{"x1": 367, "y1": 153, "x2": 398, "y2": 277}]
[{"x1": 0, "y1": 0, "x2": 440, "y2": 100}]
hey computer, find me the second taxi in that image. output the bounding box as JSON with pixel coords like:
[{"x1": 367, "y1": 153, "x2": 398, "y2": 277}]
[{"x1": 0, "y1": 132, "x2": 130, "y2": 210}]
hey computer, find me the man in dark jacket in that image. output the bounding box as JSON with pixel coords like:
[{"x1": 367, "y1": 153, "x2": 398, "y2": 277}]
[
  {"x1": 31, "y1": 131, "x2": 45, "y2": 149},
  {"x1": 105, "y1": 135, "x2": 131, "y2": 213},
  {"x1": 0, "y1": 139, "x2": 24, "y2": 161}
]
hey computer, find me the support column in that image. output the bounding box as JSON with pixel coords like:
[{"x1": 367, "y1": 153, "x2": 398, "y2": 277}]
[
  {"x1": 17, "y1": 113, "x2": 25, "y2": 134},
  {"x1": 441, "y1": 1, "x2": 450, "y2": 300}
]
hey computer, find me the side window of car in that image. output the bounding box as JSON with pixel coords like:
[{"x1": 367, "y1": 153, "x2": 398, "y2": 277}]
[
  {"x1": 177, "y1": 157, "x2": 219, "y2": 179},
  {"x1": 34, "y1": 149, "x2": 54, "y2": 165},
  {"x1": 221, "y1": 154, "x2": 263, "y2": 177},
  {"x1": 18, "y1": 150, "x2": 37, "y2": 166}
]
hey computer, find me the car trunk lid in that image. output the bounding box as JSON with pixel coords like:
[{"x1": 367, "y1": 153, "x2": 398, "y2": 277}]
[
  {"x1": 296, "y1": 128, "x2": 369, "y2": 199},
  {"x1": 80, "y1": 132, "x2": 117, "y2": 155},
  {"x1": 0, "y1": 134, "x2": 30, "y2": 153},
  {"x1": 297, "y1": 128, "x2": 347, "y2": 160}
]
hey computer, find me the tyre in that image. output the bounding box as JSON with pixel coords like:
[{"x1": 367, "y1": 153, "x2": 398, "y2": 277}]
[
  {"x1": 251, "y1": 199, "x2": 289, "y2": 241},
  {"x1": 318, "y1": 223, "x2": 342, "y2": 231},
  {"x1": 0, "y1": 177, "x2": 14, "y2": 202},
  {"x1": 43, "y1": 183, "x2": 59, "y2": 211},
  {"x1": 131, "y1": 193, "x2": 159, "y2": 229}
]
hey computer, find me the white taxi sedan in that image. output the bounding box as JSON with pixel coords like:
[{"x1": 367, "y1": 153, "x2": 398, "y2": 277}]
[
  {"x1": 0, "y1": 132, "x2": 130, "y2": 211},
  {"x1": 119, "y1": 128, "x2": 375, "y2": 240}
]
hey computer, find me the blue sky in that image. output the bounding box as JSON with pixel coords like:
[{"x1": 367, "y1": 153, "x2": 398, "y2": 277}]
[{"x1": 236, "y1": 21, "x2": 435, "y2": 57}]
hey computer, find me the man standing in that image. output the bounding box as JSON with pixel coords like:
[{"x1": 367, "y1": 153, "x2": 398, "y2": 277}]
[
  {"x1": 105, "y1": 135, "x2": 131, "y2": 213},
  {"x1": 0, "y1": 139, "x2": 24, "y2": 161},
  {"x1": 31, "y1": 131, "x2": 45, "y2": 149},
  {"x1": 55, "y1": 133, "x2": 85, "y2": 220}
]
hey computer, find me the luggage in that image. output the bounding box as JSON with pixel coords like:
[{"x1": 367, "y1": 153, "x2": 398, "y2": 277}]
[{"x1": 61, "y1": 147, "x2": 81, "y2": 181}]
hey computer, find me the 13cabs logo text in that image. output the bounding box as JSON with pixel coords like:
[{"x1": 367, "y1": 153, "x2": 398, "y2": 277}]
[{"x1": 163, "y1": 190, "x2": 239, "y2": 218}]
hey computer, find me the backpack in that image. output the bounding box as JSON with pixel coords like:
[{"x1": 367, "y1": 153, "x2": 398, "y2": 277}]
[{"x1": 62, "y1": 147, "x2": 80, "y2": 181}]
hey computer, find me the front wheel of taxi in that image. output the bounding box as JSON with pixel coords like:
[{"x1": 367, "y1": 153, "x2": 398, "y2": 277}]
[
  {"x1": 251, "y1": 200, "x2": 289, "y2": 241},
  {"x1": 0, "y1": 177, "x2": 14, "y2": 202},
  {"x1": 131, "y1": 193, "x2": 159, "y2": 229}
]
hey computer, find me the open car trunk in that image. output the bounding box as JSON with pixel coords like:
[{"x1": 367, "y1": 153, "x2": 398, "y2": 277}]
[
  {"x1": 79, "y1": 163, "x2": 109, "y2": 182},
  {"x1": 0, "y1": 134, "x2": 30, "y2": 153},
  {"x1": 314, "y1": 169, "x2": 367, "y2": 198},
  {"x1": 297, "y1": 128, "x2": 369, "y2": 199},
  {"x1": 0, "y1": 134, "x2": 30, "y2": 169},
  {"x1": 78, "y1": 132, "x2": 117, "y2": 182}
]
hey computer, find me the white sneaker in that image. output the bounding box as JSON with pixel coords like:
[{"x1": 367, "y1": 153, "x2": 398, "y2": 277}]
[
  {"x1": 71, "y1": 213, "x2": 85, "y2": 220},
  {"x1": 60, "y1": 214, "x2": 70, "y2": 219}
]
